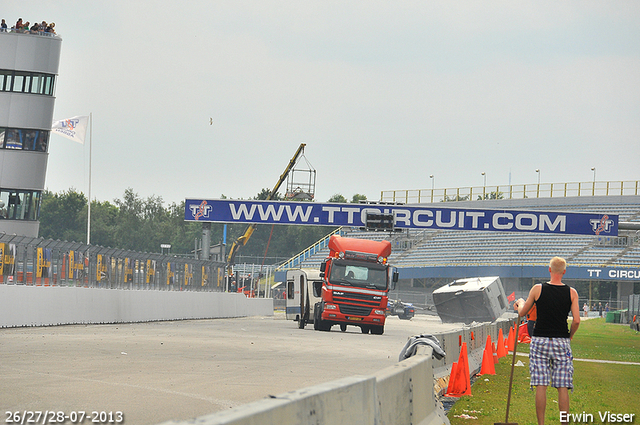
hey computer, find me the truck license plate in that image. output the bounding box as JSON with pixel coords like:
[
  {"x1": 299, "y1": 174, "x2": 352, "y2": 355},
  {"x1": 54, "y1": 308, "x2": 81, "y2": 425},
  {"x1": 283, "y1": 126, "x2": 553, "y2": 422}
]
[{"x1": 347, "y1": 316, "x2": 362, "y2": 321}]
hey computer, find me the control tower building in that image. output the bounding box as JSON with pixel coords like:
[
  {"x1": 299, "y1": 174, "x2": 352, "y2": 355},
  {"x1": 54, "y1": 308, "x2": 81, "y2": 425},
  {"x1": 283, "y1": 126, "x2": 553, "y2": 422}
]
[{"x1": 0, "y1": 29, "x2": 62, "y2": 237}]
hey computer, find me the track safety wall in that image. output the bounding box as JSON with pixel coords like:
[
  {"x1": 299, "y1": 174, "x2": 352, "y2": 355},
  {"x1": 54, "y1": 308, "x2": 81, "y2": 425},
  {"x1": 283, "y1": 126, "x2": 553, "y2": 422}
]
[
  {"x1": 0, "y1": 285, "x2": 273, "y2": 327},
  {"x1": 159, "y1": 316, "x2": 516, "y2": 425}
]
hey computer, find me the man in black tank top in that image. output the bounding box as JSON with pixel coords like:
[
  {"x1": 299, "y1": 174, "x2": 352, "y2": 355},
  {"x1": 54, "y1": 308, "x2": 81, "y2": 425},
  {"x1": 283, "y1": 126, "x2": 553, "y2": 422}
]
[{"x1": 514, "y1": 257, "x2": 581, "y2": 425}]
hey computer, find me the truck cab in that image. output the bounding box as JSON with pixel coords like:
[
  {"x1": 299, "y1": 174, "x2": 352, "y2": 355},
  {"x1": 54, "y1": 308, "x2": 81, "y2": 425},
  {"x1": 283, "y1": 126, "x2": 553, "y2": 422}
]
[{"x1": 314, "y1": 235, "x2": 398, "y2": 335}]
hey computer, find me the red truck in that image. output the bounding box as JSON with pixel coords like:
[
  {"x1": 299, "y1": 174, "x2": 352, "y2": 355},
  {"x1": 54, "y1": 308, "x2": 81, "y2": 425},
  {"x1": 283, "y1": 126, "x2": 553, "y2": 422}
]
[{"x1": 288, "y1": 235, "x2": 397, "y2": 335}]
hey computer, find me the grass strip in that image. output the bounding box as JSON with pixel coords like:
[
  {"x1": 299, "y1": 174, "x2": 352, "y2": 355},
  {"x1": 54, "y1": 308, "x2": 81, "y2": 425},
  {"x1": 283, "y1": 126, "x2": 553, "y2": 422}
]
[{"x1": 447, "y1": 319, "x2": 639, "y2": 425}]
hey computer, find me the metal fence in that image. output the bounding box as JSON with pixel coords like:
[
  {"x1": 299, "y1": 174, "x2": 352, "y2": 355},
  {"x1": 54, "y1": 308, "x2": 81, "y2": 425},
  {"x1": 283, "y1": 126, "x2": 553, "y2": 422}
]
[
  {"x1": 0, "y1": 234, "x2": 226, "y2": 291},
  {"x1": 381, "y1": 180, "x2": 640, "y2": 204}
]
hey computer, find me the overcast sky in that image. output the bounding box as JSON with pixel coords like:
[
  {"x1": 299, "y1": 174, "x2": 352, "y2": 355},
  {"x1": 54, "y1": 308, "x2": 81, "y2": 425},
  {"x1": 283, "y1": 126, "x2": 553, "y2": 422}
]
[{"x1": 7, "y1": 1, "x2": 640, "y2": 205}]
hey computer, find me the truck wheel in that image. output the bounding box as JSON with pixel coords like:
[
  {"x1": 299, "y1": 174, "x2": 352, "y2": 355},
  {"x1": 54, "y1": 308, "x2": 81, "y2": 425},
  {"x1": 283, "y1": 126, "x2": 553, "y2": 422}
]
[
  {"x1": 360, "y1": 326, "x2": 370, "y2": 334},
  {"x1": 319, "y1": 321, "x2": 332, "y2": 332},
  {"x1": 314, "y1": 305, "x2": 331, "y2": 331},
  {"x1": 371, "y1": 325, "x2": 384, "y2": 335},
  {"x1": 313, "y1": 306, "x2": 320, "y2": 330},
  {"x1": 340, "y1": 324, "x2": 347, "y2": 332}
]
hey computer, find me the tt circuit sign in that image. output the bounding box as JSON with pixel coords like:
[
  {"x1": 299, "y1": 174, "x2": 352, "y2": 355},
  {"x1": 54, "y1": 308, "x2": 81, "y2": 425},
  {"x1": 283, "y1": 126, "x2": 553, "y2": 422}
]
[
  {"x1": 184, "y1": 199, "x2": 618, "y2": 237},
  {"x1": 584, "y1": 268, "x2": 640, "y2": 281}
]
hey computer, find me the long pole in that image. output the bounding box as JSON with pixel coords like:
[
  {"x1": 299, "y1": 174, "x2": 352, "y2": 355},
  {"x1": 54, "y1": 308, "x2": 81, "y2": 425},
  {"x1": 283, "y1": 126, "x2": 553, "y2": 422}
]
[
  {"x1": 504, "y1": 315, "x2": 521, "y2": 424},
  {"x1": 87, "y1": 113, "x2": 92, "y2": 245}
]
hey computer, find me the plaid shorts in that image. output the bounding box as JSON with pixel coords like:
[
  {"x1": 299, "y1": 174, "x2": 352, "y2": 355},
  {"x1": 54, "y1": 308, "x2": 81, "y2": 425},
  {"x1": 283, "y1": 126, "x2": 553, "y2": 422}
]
[{"x1": 529, "y1": 336, "x2": 574, "y2": 389}]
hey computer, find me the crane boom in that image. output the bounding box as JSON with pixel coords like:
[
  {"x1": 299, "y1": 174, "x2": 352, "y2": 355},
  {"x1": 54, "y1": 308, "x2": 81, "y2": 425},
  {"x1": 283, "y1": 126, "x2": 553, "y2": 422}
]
[{"x1": 225, "y1": 143, "x2": 307, "y2": 269}]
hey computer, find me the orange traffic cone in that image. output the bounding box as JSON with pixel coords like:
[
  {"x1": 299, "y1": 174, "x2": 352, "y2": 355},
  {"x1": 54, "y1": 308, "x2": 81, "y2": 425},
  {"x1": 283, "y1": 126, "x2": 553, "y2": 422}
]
[
  {"x1": 497, "y1": 328, "x2": 507, "y2": 358},
  {"x1": 485, "y1": 334, "x2": 492, "y2": 350},
  {"x1": 445, "y1": 361, "x2": 459, "y2": 395},
  {"x1": 445, "y1": 342, "x2": 472, "y2": 397},
  {"x1": 459, "y1": 342, "x2": 471, "y2": 395},
  {"x1": 492, "y1": 342, "x2": 499, "y2": 364},
  {"x1": 479, "y1": 336, "x2": 495, "y2": 375}
]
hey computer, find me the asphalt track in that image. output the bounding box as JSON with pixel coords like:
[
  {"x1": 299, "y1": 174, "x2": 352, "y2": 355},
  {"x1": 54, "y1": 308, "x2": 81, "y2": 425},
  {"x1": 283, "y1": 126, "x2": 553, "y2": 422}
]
[{"x1": 1, "y1": 313, "x2": 462, "y2": 425}]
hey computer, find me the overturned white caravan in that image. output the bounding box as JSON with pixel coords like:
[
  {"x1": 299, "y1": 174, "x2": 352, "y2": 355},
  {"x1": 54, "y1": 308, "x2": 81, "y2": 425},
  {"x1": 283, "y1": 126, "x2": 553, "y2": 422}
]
[{"x1": 432, "y1": 276, "x2": 508, "y2": 324}]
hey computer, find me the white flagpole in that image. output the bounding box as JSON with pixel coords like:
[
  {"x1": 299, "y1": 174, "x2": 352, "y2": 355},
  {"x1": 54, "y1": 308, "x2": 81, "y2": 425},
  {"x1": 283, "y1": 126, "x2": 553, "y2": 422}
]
[{"x1": 87, "y1": 113, "x2": 92, "y2": 245}]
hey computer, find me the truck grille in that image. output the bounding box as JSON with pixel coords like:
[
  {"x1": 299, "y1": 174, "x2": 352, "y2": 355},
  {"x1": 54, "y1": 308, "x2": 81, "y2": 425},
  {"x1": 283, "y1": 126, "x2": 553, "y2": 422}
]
[
  {"x1": 339, "y1": 304, "x2": 372, "y2": 316},
  {"x1": 333, "y1": 291, "x2": 380, "y2": 307}
]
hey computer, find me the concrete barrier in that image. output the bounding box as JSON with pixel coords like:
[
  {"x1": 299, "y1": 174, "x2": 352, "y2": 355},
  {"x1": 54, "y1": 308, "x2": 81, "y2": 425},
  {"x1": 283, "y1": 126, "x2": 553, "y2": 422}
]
[
  {"x1": 158, "y1": 346, "x2": 448, "y2": 425},
  {"x1": 376, "y1": 346, "x2": 449, "y2": 425},
  {"x1": 431, "y1": 317, "x2": 515, "y2": 379},
  {"x1": 156, "y1": 316, "x2": 518, "y2": 425},
  {"x1": 170, "y1": 376, "x2": 378, "y2": 425},
  {"x1": 0, "y1": 285, "x2": 273, "y2": 327}
]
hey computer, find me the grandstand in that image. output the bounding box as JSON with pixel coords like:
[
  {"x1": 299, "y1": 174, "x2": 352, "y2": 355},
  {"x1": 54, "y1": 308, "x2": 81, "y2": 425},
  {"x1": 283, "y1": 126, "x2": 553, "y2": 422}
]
[{"x1": 277, "y1": 189, "x2": 640, "y2": 310}]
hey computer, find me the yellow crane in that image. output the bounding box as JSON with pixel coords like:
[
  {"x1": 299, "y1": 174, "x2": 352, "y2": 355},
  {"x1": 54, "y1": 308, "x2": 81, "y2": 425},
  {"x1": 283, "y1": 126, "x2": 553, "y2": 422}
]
[{"x1": 225, "y1": 143, "x2": 307, "y2": 277}]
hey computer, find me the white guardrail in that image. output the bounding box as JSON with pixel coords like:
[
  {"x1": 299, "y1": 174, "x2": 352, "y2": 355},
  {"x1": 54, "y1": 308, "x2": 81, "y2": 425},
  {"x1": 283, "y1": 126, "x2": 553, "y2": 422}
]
[{"x1": 158, "y1": 317, "x2": 516, "y2": 425}]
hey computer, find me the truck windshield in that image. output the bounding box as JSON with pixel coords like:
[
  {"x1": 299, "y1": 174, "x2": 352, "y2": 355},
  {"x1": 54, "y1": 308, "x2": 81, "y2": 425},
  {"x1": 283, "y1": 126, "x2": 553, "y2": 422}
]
[{"x1": 329, "y1": 260, "x2": 387, "y2": 290}]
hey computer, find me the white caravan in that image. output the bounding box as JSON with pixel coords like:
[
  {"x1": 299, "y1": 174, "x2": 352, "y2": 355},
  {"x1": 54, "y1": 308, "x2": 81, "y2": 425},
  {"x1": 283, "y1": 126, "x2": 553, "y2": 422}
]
[{"x1": 285, "y1": 269, "x2": 323, "y2": 329}]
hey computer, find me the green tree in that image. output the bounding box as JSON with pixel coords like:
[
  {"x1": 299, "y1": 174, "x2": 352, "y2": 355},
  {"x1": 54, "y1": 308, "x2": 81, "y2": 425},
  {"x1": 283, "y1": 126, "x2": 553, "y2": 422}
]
[
  {"x1": 442, "y1": 194, "x2": 470, "y2": 202},
  {"x1": 113, "y1": 188, "x2": 145, "y2": 250},
  {"x1": 39, "y1": 189, "x2": 87, "y2": 242},
  {"x1": 351, "y1": 194, "x2": 367, "y2": 203},
  {"x1": 160, "y1": 201, "x2": 202, "y2": 254},
  {"x1": 254, "y1": 188, "x2": 282, "y2": 200},
  {"x1": 477, "y1": 191, "x2": 504, "y2": 200},
  {"x1": 328, "y1": 193, "x2": 347, "y2": 203},
  {"x1": 89, "y1": 199, "x2": 118, "y2": 247}
]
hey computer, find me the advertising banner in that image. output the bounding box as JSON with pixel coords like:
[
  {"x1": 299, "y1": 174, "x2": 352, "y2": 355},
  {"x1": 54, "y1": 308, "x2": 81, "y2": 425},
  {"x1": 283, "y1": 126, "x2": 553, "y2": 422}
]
[
  {"x1": 36, "y1": 248, "x2": 52, "y2": 279},
  {"x1": 201, "y1": 265, "x2": 208, "y2": 287},
  {"x1": 96, "y1": 254, "x2": 103, "y2": 282},
  {"x1": 69, "y1": 251, "x2": 75, "y2": 280},
  {"x1": 167, "y1": 262, "x2": 174, "y2": 285},
  {"x1": 580, "y1": 267, "x2": 640, "y2": 281},
  {"x1": 184, "y1": 264, "x2": 193, "y2": 286},
  {"x1": 146, "y1": 260, "x2": 156, "y2": 285},
  {"x1": 184, "y1": 199, "x2": 618, "y2": 237},
  {"x1": 124, "y1": 258, "x2": 133, "y2": 284}
]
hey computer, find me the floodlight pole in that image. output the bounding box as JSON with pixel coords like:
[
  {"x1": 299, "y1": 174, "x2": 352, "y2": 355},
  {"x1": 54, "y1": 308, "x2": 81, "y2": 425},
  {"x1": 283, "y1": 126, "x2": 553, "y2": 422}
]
[
  {"x1": 430, "y1": 174, "x2": 434, "y2": 203},
  {"x1": 87, "y1": 113, "x2": 92, "y2": 246},
  {"x1": 481, "y1": 172, "x2": 486, "y2": 199}
]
